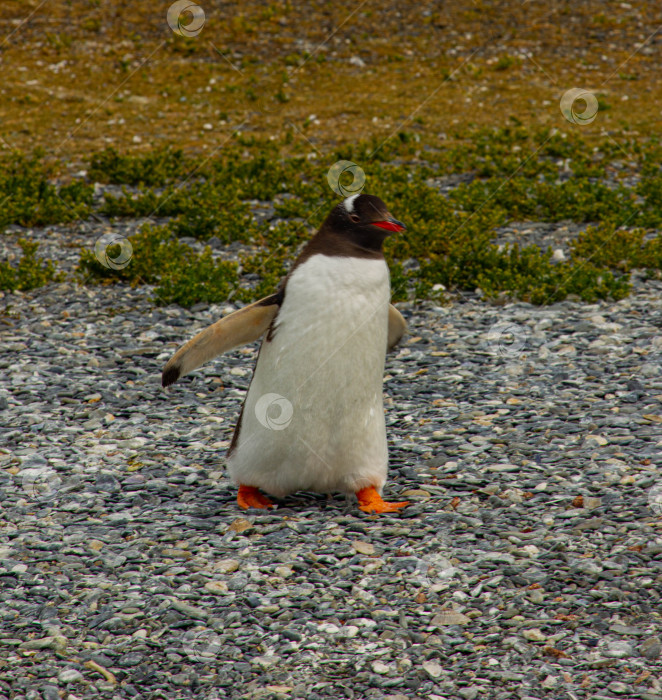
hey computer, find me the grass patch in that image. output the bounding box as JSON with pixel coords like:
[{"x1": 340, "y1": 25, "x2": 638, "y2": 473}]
[
  {"x1": 0, "y1": 239, "x2": 61, "y2": 292},
  {"x1": 2, "y1": 125, "x2": 661, "y2": 306},
  {"x1": 78, "y1": 225, "x2": 238, "y2": 307},
  {"x1": 0, "y1": 152, "x2": 92, "y2": 228},
  {"x1": 571, "y1": 224, "x2": 662, "y2": 274},
  {"x1": 88, "y1": 147, "x2": 190, "y2": 187}
]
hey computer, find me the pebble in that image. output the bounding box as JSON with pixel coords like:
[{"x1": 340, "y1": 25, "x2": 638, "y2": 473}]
[
  {"x1": 608, "y1": 682, "x2": 630, "y2": 694},
  {"x1": 58, "y1": 669, "x2": 83, "y2": 682},
  {"x1": 422, "y1": 660, "x2": 443, "y2": 678},
  {"x1": 372, "y1": 661, "x2": 390, "y2": 674},
  {"x1": 522, "y1": 628, "x2": 547, "y2": 642},
  {"x1": 605, "y1": 641, "x2": 633, "y2": 658},
  {"x1": 0, "y1": 230, "x2": 660, "y2": 700},
  {"x1": 640, "y1": 637, "x2": 662, "y2": 660},
  {"x1": 458, "y1": 687, "x2": 480, "y2": 700}
]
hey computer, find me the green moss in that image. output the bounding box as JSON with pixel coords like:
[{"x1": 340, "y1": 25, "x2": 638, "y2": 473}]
[
  {"x1": 0, "y1": 153, "x2": 92, "y2": 228},
  {"x1": 88, "y1": 147, "x2": 189, "y2": 186},
  {"x1": 99, "y1": 187, "x2": 186, "y2": 218},
  {"x1": 474, "y1": 245, "x2": 630, "y2": 304},
  {"x1": 493, "y1": 55, "x2": 518, "y2": 71},
  {"x1": 571, "y1": 224, "x2": 662, "y2": 274},
  {"x1": 0, "y1": 239, "x2": 61, "y2": 292},
  {"x1": 77, "y1": 224, "x2": 238, "y2": 306},
  {"x1": 4, "y1": 126, "x2": 662, "y2": 305}
]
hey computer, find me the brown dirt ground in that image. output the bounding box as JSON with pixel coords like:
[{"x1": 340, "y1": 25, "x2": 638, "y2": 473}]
[{"x1": 1, "y1": 0, "x2": 661, "y2": 165}]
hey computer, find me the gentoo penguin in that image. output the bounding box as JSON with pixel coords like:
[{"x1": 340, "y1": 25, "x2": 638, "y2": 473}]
[{"x1": 162, "y1": 194, "x2": 409, "y2": 514}]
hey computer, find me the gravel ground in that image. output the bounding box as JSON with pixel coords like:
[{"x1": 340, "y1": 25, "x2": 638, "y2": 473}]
[{"x1": 1, "y1": 223, "x2": 662, "y2": 700}]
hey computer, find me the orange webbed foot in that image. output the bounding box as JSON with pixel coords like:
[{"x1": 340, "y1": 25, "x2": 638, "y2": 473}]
[
  {"x1": 237, "y1": 485, "x2": 274, "y2": 510},
  {"x1": 356, "y1": 486, "x2": 409, "y2": 514}
]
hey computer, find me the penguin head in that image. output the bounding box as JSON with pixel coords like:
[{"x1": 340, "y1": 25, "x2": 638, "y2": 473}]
[{"x1": 328, "y1": 194, "x2": 406, "y2": 251}]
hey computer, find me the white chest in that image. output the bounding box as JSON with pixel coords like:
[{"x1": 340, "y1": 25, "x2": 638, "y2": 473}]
[
  {"x1": 275, "y1": 253, "x2": 390, "y2": 351},
  {"x1": 227, "y1": 253, "x2": 392, "y2": 496}
]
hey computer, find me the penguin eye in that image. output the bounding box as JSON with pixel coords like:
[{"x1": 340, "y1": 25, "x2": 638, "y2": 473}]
[{"x1": 349, "y1": 214, "x2": 360, "y2": 223}]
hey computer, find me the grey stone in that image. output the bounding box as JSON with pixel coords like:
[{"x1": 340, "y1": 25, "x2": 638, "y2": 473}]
[{"x1": 640, "y1": 637, "x2": 662, "y2": 660}]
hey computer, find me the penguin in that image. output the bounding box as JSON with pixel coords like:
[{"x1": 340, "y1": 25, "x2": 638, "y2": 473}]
[{"x1": 162, "y1": 193, "x2": 409, "y2": 514}]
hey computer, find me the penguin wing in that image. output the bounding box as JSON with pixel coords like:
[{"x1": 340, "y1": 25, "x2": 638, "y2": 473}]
[
  {"x1": 388, "y1": 304, "x2": 407, "y2": 350},
  {"x1": 162, "y1": 293, "x2": 282, "y2": 387}
]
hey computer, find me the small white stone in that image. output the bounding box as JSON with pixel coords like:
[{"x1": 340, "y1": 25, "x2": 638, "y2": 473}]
[
  {"x1": 58, "y1": 669, "x2": 83, "y2": 682},
  {"x1": 585, "y1": 434, "x2": 608, "y2": 446},
  {"x1": 372, "y1": 661, "x2": 390, "y2": 674},
  {"x1": 422, "y1": 660, "x2": 443, "y2": 678},
  {"x1": 522, "y1": 628, "x2": 546, "y2": 642},
  {"x1": 608, "y1": 681, "x2": 630, "y2": 695},
  {"x1": 431, "y1": 611, "x2": 470, "y2": 626},
  {"x1": 214, "y1": 559, "x2": 240, "y2": 574},
  {"x1": 528, "y1": 589, "x2": 545, "y2": 604},
  {"x1": 605, "y1": 641, "x2": 633, "y2": 658},
  {"x1": 519, "y1": 544, "x2": 540, "y2": 557},
  {"x1": 204, "y1": 581, "x2": 229, "y2": 595},
  {"x1": 352, "y1": 540, "x2": 375, "y2": 555},
  {"x1": 318, "y1": 622, "x2": 340, "y2": 634}
]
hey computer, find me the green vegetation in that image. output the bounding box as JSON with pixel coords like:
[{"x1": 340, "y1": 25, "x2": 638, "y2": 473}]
[
  {"x1": 2, "y1": 126, "x2": 662, "y2": 306},
  {"x1": 88, "y1": 146, "x2": 190, "y2": 187},
  {"x1": 0, "y1": 151, "x2": 92, "y2": 228},
  {"x1": 0, "y1": 239, "x2": 61, "y2": 292},
  {"x1": 78, "y1": 225, "x2": 238, "y2": 307}
]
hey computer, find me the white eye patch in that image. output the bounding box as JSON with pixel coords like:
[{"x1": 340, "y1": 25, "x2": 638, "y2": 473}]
[{"x1": 343, "y1": 194, "x2": 360, "y2": 214}]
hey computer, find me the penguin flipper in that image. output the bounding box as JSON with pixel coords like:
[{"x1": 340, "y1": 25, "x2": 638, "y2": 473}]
[
  {"x1": 387, "y1": 304, "x2": 407, "y2": 351},
  {"x1": 162, "y1": 294, "x2": 281, "y2": 387}
]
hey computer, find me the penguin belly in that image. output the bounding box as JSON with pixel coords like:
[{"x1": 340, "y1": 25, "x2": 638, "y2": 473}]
[{"x1": 227, "y1": 254, "x2": 390, "y2": 498}]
